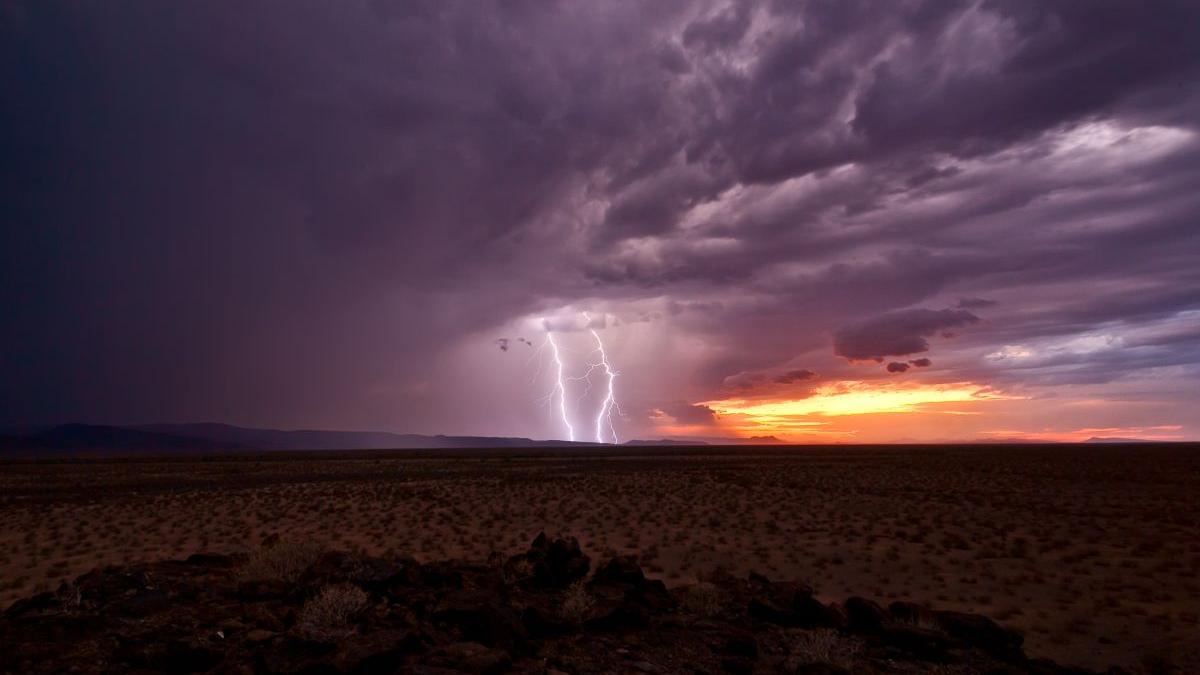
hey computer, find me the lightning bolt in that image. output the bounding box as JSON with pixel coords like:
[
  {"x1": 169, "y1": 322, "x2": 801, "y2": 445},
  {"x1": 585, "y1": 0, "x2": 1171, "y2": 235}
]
[
  {"x1": 533, "y1": 312, "x2": 622, "y2": 444},
  {"x1": 545, "y1": 332, "x2": 575, "y2": 442},
  {"x1": 584, "y1": 312, "x2": 620, "y2": 444},
  {"x1": 590, "y1": 329, "x2": 620, "y2": 444}
]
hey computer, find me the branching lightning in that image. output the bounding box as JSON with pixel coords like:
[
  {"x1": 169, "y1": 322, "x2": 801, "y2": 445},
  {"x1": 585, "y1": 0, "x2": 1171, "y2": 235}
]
[
  {"x1": 535, "y1": 312, "x2": 623, "y2": 444},
  {"x1": 584, "y1": 312, "x2": 620, "y2": 444}
]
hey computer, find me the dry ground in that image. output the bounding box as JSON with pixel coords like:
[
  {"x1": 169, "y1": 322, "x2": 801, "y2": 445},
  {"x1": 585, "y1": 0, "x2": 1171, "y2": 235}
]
[{"x1": 1, "y1": 445, "x2": 1197, "y2": 672}]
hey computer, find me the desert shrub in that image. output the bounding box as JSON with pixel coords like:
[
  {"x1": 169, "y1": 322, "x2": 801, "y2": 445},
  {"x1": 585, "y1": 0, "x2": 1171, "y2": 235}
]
[
  {"x1": 504, "y1": 556, "x2": 534, "y2": 585},
  {"x1": 560, "y1": 581, "x2": 594, "y2": 623},
  {"x1": 299, "y1": 584, "x2": 368, "y2": 637},
  {"x1": 785, "y1": 629, "x2": 862, "y2": 670},
  {"x1": 681, "y1": 581, "x2": 723, "y2": 616},
  {"x1": 240, "y1": 540, "x2": 323, "y2": 583}
]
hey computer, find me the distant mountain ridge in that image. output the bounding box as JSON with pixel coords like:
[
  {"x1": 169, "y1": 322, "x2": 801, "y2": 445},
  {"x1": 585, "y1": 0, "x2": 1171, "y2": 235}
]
[{"x1": 0, "y1": 422, "x2": 610, "y2": 455}]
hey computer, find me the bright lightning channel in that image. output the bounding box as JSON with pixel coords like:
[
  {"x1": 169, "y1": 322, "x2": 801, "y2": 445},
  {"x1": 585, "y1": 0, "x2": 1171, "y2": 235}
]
[
  {"x1": 584, "y1": 312, "x2": 620, "y2": 444},
  {"x1": 545, "y1": 332, "x2": 575, "y2": 442}
]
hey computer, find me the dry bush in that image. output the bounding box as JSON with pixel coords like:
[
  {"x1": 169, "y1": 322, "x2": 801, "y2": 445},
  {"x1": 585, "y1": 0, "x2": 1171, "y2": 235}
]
[
  {"x1": 560, "y1": 581, "x2": 594, "y2": 624},
  {"x1": 240, "y1": 540, "x2": 323, "y2": 583},
  {"x1": 785, "y1": 629, "x2": 862, "y2": 670},
  {"x1": 299, "y1": 584, "x2": 368, "y2": 637},
  {"x1": 681, "y1": 581, "x2": 723, "y2": 616}
]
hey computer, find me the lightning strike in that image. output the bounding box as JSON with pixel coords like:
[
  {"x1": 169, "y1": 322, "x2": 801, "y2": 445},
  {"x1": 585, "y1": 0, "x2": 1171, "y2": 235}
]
[
  {"x1": 534, "y1": 312, "x2": 622, "y2": 444},
  {"x1": 545, "y1": 332, "x2": 575, "y2": 442},
  {"x1": 583, "y1": 312, "x2": 621, "y2": 444},
  {"x1": 589, "y1": 327, "x2": 620, "y2": 444}
]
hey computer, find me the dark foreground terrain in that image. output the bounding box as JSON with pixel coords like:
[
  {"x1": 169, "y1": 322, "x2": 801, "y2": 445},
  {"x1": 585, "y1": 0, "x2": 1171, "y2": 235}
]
[
  {"x1": 2, "y1": 445, "x2": 1198, "y2": 671},
  {"x1": 3, "y1": 532, "x2": 1102, "y2": 674}
]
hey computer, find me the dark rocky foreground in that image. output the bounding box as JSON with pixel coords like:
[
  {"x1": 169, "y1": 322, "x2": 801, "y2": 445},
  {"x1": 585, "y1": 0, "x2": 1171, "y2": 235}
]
[{"x1": 2, "y1": 534, "x2": 1116, "y2": 675}]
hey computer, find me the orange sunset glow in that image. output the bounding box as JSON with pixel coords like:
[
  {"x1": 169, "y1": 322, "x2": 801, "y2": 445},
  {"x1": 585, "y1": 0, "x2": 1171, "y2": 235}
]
[{"x1": 645, "y1": 381, "x2": 1016, "y2": 441}]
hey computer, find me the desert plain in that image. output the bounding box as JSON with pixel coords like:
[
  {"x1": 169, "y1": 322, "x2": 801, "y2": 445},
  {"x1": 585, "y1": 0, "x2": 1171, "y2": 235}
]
[{"x1": 1, "y1": 444, "x2": 1197, "y2": 672}]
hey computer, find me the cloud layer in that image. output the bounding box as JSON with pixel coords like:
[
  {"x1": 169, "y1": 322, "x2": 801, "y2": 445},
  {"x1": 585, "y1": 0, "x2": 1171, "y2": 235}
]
[{"x1": 2, "y1": 1, "x2": 1198, "y2": 441}]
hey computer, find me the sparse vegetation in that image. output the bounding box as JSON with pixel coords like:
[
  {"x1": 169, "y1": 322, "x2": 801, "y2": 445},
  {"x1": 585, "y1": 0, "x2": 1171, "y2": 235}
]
[
  {"x1": 681, "y1": 581, "x2": 723, "y2": 616},
  {"x1": 240, "y1": 540, "x2": 324, "y2": 583},
  {"x1": 298, "y1": 584, "x2": 368, "y2": 637},
  {"x1": 785, "y1": 629, "x2": 862, "y2": 670},
  {"x1": 560, "y1": 580, "x2": 593, "y2": 623},
  {"x1": 1, "y1": 445, "x2": 1197, "y2": 671}
]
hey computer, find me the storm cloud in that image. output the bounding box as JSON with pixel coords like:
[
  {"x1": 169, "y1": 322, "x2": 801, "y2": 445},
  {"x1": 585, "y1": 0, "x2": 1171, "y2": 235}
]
[
  {"x1": 834, "y1": 309, "x2": 981, "y2": 362},
  {"x1": 2, "y1": 0, "x2": 1198, "y2": 440}
]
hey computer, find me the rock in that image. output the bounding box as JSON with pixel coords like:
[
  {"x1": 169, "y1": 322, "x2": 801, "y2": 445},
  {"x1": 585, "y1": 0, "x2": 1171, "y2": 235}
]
[
  {"x1": 327, "y1": 629, "x2": 426, "y2": 674},
  {"x1": 243, "y1": 603, "x2": 287, "y2": 631},
  {"x1": 793, "y1": 594, "x2": 844, "y2": 629},
  {"x1": 585, "y1": 556, "x2": 676, "y2": 629},
  {"x1": 793, "y1": 664, "x2": 850, "y2": 675},
  {"x1": 721, "y1": 628, "x2": 759, "y2": 659},
  {"x1": 244, "y1": 628, "x2": 277, "y2": 644},
  {"x1": 878, "y1": 623, "x2": 953, "y2": 660},
  {"x1": 935, "y1": 610, "x2": 1024, "y2": 659},
  {"x1": 184, "y1": 553, "x2": 235, "y2": 568},
  {"x1": 888, "y1": 600, "x2": 935, "y2": 626},
  {"x1": 747, "y1": 595, "x2": 794, "y2": 625},
  {"x1": 584, "y1": 599, "x2": 651, "y2": 632},
  {"x1": 593, "y1": 555, "x2": 646, "y2": 587},
  {"x1": 156, "y1": 639, "x2": 223, "y2": 674},
  {"x1": 420, "y1": 561, "x2": 465, "y2": 588},
  {"x1": 520, "y1": 604, "x2": 575, "y2": 638},
  {"x1": 748, "y1": 581, "x2": 838, "y2": 628},
  {"x1": 434, "y1": 590, "x2": 530, "y2": 654},
  {"x1": 3, "y1": 591, "x2": 59, "y2": 618},
  {"x1": 537, "y1": 535, "x2": 591, "y2": 588},
  {"x1": 844, "y1": 596, "x2": 889, "y2": 633},
  {"x1": 424, "y1": 641, "x2": 511, "y2": 674},
  {"x1": 118, "y1": 591, "x2": 172, "y2": 618},
  {"x1": 237, "y1": 579, "x2": 291, "y2": 601},
  {"x1": 0, "y1": 535, "x2": 1081, "y2": 675},
  {"x1": 505, "y1": 533, "x2": 590, "y2": 589}
]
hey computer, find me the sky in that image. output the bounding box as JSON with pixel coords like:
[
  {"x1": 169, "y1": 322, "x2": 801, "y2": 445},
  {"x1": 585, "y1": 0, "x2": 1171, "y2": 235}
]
[{"x1": 2, "y1": 1, "x2": 1199, "y2": 443}]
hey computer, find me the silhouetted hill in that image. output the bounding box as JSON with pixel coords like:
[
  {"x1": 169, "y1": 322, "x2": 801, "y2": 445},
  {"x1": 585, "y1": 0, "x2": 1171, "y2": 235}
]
[
  {"x1": 0, "y1": 424, "x2": 239, "y2": 454},
  {"x1": 0, "y1": 423, "x2": 604, "y2": 455},
  {"x1": 139, "y1": 423, "x2": 602, "y2": 450}
]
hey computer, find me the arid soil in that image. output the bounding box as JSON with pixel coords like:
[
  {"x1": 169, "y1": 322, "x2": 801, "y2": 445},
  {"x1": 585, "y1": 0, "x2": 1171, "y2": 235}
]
[{"x1": 1, "y1": 445, "x2": 1197, "y2": 672}]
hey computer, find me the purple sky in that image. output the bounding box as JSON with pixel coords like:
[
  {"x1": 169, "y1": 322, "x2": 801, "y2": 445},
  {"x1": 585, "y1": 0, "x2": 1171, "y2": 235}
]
[{"x1": 2, "y1": 1, "x2": 1199, "y2": 442}]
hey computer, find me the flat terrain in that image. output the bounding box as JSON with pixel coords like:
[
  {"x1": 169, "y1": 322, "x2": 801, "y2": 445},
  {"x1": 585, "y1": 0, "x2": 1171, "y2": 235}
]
[{"x1": 2, "y1": 444, "x2": 1197, "y2": 671}]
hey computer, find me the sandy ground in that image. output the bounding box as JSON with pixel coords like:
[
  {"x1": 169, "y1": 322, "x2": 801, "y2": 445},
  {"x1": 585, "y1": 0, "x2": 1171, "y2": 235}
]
[{"x1": 1, "y1": 445, "x2": 1197, "y2": 672}]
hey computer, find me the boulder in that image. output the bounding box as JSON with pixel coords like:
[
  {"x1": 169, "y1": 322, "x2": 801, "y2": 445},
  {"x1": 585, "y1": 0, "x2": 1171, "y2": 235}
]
[
  {"x1": 844, "y1": 596, "x2": 889, "y2": 633},
  {"x1": 184, "y1": 553, "x2": 235, "y2": 568},
  {"x1": 505, "y1": 533, "x2": 591, "y2": 589},
  {"x1": 434, "y1": 590, "x2": 530, "y2": 654},
  {"x1": 423, "y1": 641, "x2": 511, "y2": 675},
  {"x1": 588, "y1": 556, "x2": 676, "y2": 618},
  {"x1": 888, "y1": 600, "x2": 935, "y2": 626},
  {"x1": 935, "y1": 610, "x2": 1024, "y2": 659},
  {"x1": 748, "y1": 581, "x2": 839, "y2": 628},
  {"x1": 878, "y1": 623, "x2": 953, "y2": 660}
]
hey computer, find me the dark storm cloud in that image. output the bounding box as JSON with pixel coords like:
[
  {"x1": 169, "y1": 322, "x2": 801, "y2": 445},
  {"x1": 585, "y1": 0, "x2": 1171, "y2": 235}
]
[
  {"x1": 2, "y1": 0, "x2": 1199, "y2": 436},
  {"x1": 886, "y1": 362, "x2": 910, "y2": 374},
  {"x1": 658, "y1": 402, "x2": 717, "y2": 425},
  {"x1": 773, "y1": 369, "x2": 817, "y2": 385},
  {"x1": 834, "y1": 309, "x2": 981, "y2": 362}
]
